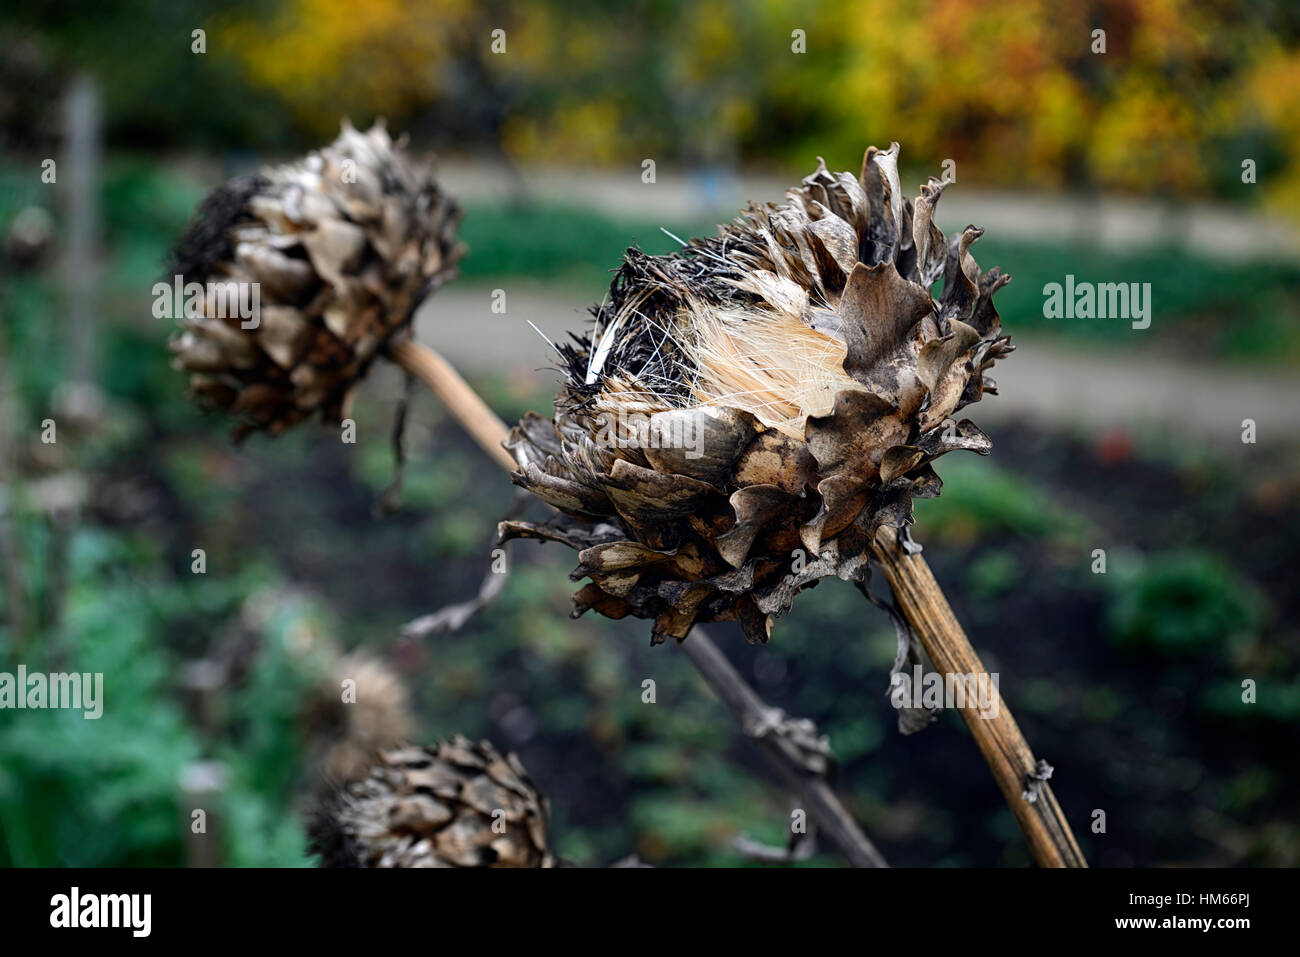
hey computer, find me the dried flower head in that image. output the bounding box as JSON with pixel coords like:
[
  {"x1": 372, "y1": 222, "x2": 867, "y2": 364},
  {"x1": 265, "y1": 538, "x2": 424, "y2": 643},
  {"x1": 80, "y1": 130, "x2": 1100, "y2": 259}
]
[
  {"x1": 310, "y1": 736, "x2": 554, "y2": 868},
  {"x1": 302, "y1": 652, "x2": 416, "y2": 788},
  {"x1": 167, "y1": 121, "x2": 463, "y2": 437},
  {"x1": 503, "y1": 143, "x2": 1013, "y2": 644}
]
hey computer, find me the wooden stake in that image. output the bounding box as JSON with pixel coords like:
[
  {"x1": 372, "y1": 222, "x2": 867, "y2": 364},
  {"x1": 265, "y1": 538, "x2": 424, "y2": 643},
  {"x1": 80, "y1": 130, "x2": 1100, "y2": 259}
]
[{"x1": 871, "y1": 525, "x2": 1087, "y2": 867}]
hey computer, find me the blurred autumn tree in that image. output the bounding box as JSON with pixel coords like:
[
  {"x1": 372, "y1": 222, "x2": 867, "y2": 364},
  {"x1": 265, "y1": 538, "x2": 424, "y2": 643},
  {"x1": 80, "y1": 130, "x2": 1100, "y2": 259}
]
[
  {"x1": 830, "y1": 0, "x2": 1300, "y2": 208},
  {"x1": 205, "y1": 0, "x2": 1300, "y2": 212},
  {"x1": 1, "y1": 0, "x2": 282, "y2": 152},
  {"x1": 5, "y1": 0, "x2": 1300, "y2": 212}
]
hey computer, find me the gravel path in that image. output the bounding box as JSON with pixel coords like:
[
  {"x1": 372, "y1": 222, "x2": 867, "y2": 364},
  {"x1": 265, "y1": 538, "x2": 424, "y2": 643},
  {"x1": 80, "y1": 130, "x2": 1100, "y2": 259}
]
[{"x1": 416, "y1": 283, "x2": 1300, "y2": 448}]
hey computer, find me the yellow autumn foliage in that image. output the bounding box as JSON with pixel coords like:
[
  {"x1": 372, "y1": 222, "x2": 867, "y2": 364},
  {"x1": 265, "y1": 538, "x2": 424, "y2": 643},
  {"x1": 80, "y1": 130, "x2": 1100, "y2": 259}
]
[{"x1": 211, "y1": 0, "x2": 1300, "y2": 213}]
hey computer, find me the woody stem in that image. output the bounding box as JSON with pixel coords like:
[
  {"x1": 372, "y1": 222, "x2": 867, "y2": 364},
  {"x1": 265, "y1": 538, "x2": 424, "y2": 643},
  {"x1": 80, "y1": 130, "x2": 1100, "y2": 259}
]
[
  {"x1": 387, "y1": 336, "x2": 887, "y2": 867},
  {"x1": 388, "y1": 338, "x2": 518, "y2": 472},
  {"x1": 869, "y1": 525, "x2": 1087, "y2": 867},
  {"x1": 680, "y1": 625, "x2": 888, "y2": 867}
]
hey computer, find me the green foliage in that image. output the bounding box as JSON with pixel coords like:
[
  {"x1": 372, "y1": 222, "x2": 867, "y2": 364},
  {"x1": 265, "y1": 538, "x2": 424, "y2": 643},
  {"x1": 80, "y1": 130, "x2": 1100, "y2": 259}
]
[
  {"x1": 223, "y1": 590, "x2": 331, "y2": 808},
  {"x1": 1, "y1": 158, "x2": 208, "y2": 421},
  {"x1": 0, "y1": 526, "x2": 196, "y2": 865},
  {"x1": 966, "y1": 550, "x2": 1023, "y2": 601},
  {"x1": 1105, "y1": 551, "x2": 1266, "y2": 654},
  {"x1": 3, "y1": 0, "x2": 296, "y2": 151},
  {"x1": 1200, "y1": 677, "x2": 1300, "y2": 723},
  {"x1": 974, "y1": 237, "x2": 1300, "y2": 362},
  {"x1": 458, "y1": 202, "x2": 715, "y2": 287},
  {"x1": 912, "y1": 457, "x2": 1091, "y2": 544},
  {"x1": 0, "y1": 522, "x2": 314, "y2": 867},
  {"x1": 102, "y1": 158, "x2": 207, "y2": 246}
]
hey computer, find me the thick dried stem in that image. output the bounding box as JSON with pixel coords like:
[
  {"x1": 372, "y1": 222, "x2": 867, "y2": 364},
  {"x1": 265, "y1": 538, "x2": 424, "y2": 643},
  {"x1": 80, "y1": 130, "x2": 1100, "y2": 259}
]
[
  {"x1": 870, "y1": 525, "x2": 1087, "y2": 867},
  {"x1": 388, "y1": 337, "x2": 517, "y2": 472}
]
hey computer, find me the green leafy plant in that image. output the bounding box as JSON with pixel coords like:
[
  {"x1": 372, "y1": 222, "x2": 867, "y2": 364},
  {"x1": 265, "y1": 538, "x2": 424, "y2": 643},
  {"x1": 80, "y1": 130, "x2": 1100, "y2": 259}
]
[{"x1": 1106, "y1": 551, "x2": 1266, "y2": 654}]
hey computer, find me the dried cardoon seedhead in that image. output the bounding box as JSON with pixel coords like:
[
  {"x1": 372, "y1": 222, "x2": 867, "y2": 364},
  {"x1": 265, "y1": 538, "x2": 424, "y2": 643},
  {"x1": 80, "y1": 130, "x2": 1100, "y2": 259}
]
[
  {"x1": 302, "y1": 652, "x2": 416, "y2": 788},
  {"x1": 503, "y1": 143, "x2": 1014, "y2": 645},
  {"x1": 310, "y1": 736, "x2": 554, "y2": 868},
  {"x1": 167, "y1": 121, "x2": 463, "y2": 437}
]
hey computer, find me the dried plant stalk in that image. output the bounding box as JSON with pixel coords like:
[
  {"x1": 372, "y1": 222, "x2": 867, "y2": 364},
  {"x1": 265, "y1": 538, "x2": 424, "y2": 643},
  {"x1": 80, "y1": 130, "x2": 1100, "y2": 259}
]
[
  {"x1": 388, "y1": 338, "x2": 516, "y2": 472},
  {"x1": 871, "y1": 525, "x2": 1086, "y2": 867},
  {"x1": 487, "y1": 144, "x2": 1086, "y2": 867},
  {"x1": 393, "y1": 335, "x2": 1083, "y2": 867}
]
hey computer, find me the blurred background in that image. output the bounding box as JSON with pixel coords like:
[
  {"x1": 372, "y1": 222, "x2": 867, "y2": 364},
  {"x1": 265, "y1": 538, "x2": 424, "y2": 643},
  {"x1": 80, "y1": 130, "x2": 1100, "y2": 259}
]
[{"x1": 1, "y1": 0, "x2": 1298, "y2": 867}]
